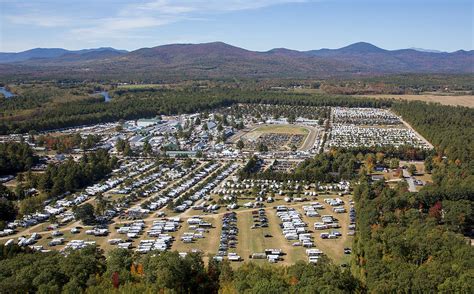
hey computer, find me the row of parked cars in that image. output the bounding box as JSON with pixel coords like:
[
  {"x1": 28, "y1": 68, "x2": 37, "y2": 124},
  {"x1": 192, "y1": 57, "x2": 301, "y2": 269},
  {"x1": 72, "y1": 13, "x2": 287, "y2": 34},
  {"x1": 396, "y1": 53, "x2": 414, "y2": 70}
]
[
  {"x1": 251, "y1": 208, "x2": 268, "y2": 229},
  {"x1": 215, "y1": 212, "x2": 240, "y2": 261}
]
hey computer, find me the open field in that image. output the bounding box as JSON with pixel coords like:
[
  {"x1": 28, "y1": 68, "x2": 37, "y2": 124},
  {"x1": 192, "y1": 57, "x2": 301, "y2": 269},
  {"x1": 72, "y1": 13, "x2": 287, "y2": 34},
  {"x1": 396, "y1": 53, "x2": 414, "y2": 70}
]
[
  {"x1": 244, "y1": 125, "x2": 309, "y2": 139},
  {"x1": 290, "y1": 87, "x2": 474, "y2": 107},
  {"x1": 353, "y1": 94, "x2": 474, "y2": 108}
]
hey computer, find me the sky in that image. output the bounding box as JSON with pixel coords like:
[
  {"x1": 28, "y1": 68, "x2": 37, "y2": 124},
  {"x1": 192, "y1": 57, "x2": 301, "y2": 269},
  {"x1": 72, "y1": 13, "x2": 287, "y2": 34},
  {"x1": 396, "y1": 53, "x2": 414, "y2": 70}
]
[{"x1": 0, "y1": 0, "x2": 472, "y2": 52}]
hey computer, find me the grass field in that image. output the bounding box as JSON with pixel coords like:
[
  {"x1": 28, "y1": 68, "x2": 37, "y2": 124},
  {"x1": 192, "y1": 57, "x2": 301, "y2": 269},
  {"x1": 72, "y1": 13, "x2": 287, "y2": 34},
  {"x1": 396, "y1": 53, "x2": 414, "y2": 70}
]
[
  {"x1": 290, "y1": 87, "x2": 473, "y2": 108},
  {"x1": 352, "y1": 94, "x2": 474, "y2": 108},
  {"x1": 170, "y1": 216, "x2": 220, "y2": 258}
]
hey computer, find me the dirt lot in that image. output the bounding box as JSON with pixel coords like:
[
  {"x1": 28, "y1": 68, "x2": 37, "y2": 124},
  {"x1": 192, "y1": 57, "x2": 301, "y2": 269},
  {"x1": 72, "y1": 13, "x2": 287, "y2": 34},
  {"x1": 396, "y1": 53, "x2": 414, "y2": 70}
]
[
  {"x1": 236, "y1": 124, "x2": 310, "y2": 152},
  {"x1": 352, "y1": 94, "x2": 474, "y2": 108}
]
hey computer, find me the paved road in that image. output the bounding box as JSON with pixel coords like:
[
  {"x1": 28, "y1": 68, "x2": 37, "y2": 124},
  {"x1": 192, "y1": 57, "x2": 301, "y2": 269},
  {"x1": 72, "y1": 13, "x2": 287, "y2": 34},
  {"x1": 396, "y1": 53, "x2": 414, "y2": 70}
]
[{"x1": 402, "y1": 169, "x2": 417, "y2": 192}]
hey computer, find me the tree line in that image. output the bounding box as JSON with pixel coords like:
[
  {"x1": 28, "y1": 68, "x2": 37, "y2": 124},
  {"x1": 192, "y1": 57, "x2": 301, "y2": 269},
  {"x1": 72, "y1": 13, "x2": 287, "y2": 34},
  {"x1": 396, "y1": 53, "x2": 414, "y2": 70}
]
[
  {"x1": 36, "y1": 133, "x2": 102, "y2": 153},
  {"x1": 392, "y1": 101, "x2": 474, "y2": 164},
  {"x1": 0, "y1": 245, "x2": 359, "y2": 293}
]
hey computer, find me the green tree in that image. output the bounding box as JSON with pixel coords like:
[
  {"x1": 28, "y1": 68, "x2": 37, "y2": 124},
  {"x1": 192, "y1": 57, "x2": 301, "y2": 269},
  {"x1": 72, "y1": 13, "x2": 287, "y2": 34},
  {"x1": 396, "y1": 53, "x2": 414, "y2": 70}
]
[
  {"x1": 287, "y1": 114, "x2": 296, "y2": 124},
  {"x1": 115, "y1": 138, "x2": 126, "y2": 153},
  {"x1": 236, "y1": 140, "x2": 244, "y2": 150},
  {"x1": 424, "y1": 156, "x2": 433, "y2": 173},
  {"x1": 389, "y1": 158, "x2": 400, "y2": 169},
  {"x1": 105, "y1": 249, "x2": 133, "y2": 285},
  {"x1": 408, "y1": 164, "x2": 417, "y2": 175},
  {"x1": 95, "y1": 193, "x2": 107, "y2": 216},
  {"x1": 142, "y1": 140, "x2": 153, "y2": 156},
  {"x1": 73, "y1": 203, "x2": 96, "y2": 225},
  {"x1": 0, "y1": 197, "x2": 17, "y2": 227},
  {"x1": 443, "y1": 200, "x2": 473, "y2": 234}
]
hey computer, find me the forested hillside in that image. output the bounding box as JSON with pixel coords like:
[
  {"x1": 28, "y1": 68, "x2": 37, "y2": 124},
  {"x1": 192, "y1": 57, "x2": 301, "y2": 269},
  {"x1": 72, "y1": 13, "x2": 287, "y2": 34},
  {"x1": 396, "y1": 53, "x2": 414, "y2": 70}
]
[{"x1": 0, "y1": 42, "x2": 472, "y2": 81}]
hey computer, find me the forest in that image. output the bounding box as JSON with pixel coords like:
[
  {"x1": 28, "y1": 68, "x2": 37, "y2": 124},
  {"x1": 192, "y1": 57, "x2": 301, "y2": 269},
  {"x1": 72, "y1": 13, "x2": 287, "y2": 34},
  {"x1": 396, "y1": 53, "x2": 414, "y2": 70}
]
[
  {"x1": 392, "y1": 101, "x2": 474, "y2": 163},
  {"x1": 321, "y1": 74, "x2": 474, "y2": 95},
  {"x1": 36, "y1": 133, "x2": 102, "y2": 153},
  {"x1": 352, "y1": 178, "x2": 472, "y2": 293},
  {"x1": 340, "y1": 146, "x2": 432, "y2": 161}
]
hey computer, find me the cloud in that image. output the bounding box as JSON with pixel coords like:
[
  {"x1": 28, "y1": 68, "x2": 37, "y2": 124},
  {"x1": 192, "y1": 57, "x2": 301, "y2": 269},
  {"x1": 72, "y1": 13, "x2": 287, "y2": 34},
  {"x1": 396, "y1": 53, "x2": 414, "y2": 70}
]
[
  {"x1": 132, "y1": 0, "x2": 309, "y2": 15},
  {"x1": 69, "y1": 17, "x2": 175, "y2": 42},
  {"x1": 68, "y1": 0, "x2": 309, "y2": 41},
  {"x1": 3, "y1": 0, "x2": 311, "y2": 47},
  {"x1": 6, "y1": 14, "x2": 71, "y2": 28}
]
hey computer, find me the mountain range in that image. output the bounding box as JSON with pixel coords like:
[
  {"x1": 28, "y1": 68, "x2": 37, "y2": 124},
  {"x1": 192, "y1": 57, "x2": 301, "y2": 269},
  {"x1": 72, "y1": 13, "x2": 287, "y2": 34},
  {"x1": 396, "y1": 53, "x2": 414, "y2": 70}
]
[
  {"x1": 0, "y1": 47, "x2": 127, "y2": 63},
  {"x1": 0, "y1": 42, "x2": 472, "y2": 80}
]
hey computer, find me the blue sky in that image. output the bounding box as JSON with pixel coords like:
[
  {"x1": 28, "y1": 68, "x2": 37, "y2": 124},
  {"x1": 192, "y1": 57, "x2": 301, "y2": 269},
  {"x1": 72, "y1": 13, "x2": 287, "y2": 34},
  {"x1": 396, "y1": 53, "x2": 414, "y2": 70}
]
[{"x1": 0, "y1": 0, "x2": 472, "y2": 52}]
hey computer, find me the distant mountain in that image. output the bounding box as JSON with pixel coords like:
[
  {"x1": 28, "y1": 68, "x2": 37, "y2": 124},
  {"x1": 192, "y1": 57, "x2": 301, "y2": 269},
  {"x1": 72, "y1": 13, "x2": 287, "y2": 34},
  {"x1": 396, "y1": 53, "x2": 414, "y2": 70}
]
[
  {"x1": 0, "y1": 42, "x2": 471, "y2": 80},
  {"x1": 74, "y1": 47, "x2": 128, "y2": 55},
  {"x1": 0, "y1": 47, "x2": 127, "y2": 63},
  {"x1": 309, "y1": 42, "x2": 386, "y2": 55},
  {"x1": 305, "y1": 43, "x2": 473, "y2": 74},
  {"x1": 0, "y1": 48, "x2": 70, "y2": 63},
  {"x1": 32, "y1": 49, "x2": 128, "y2": 64},
  {"x1": 109, "y1": 42, "x2": 354, "y2": 79}
]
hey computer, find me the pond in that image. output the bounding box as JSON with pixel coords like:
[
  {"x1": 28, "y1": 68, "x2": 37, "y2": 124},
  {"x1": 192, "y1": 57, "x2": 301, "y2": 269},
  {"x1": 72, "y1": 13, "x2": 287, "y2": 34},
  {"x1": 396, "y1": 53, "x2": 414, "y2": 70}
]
[
  {"x1": 0, "y1": 87, "x2": 14, "y2": 99},
  {"x1": 97, "y1": 91, "x2": 111, "y2": 102}
]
